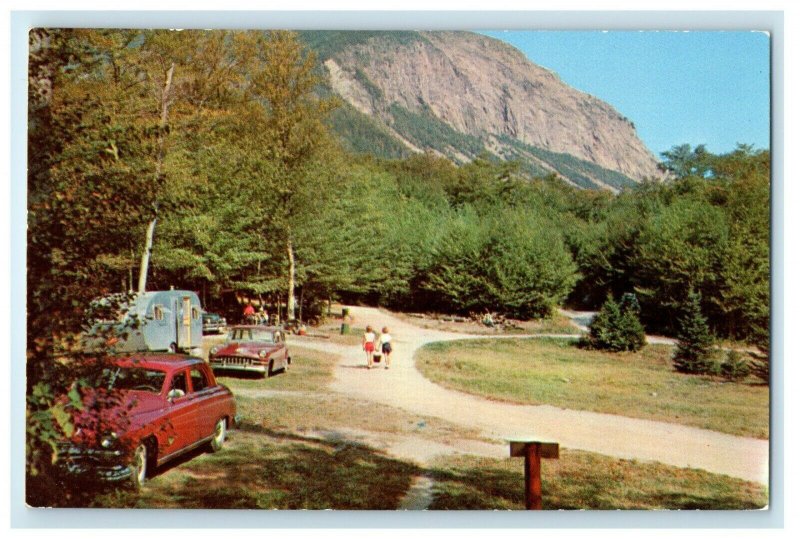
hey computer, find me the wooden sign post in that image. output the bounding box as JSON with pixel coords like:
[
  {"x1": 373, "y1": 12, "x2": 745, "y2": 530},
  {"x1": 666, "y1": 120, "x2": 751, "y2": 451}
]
[{"x1": 509, "y1": 440, "x2": 560, "y2": 510}]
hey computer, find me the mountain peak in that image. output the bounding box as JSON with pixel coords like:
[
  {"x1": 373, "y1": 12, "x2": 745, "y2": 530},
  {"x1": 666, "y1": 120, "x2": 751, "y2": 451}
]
[{"x1": 302, "y1": 30, "x2": 663, "y2": 190}]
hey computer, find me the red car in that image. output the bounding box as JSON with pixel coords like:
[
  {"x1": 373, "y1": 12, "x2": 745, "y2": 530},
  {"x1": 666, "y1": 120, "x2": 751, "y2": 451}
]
[
  {"x1": 208, "y1": 325, "x2": 291, "y2": 377},
  {"x1": 57, "y1": 354, "x2": 237, "y2": 490}
]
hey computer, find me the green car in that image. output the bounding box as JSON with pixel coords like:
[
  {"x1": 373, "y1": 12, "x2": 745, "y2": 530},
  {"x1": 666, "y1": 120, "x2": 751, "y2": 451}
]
[{"x1": 202, "y1": 312, "x2": 227, "y2": 335}]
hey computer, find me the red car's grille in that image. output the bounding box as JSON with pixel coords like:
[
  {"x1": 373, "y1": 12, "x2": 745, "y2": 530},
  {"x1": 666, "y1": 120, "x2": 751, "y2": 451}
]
[{"x1": 212, "y1": 356, "x2": 262, "y2": 366}]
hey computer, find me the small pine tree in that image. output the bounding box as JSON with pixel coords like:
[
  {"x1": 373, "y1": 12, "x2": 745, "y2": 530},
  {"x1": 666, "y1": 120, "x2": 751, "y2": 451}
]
[
  {"x1": 585, "y1": 294, "x2": 621, "y2": 350},
  {"x1": 618, "y1": 292, "x2": 646, "y2": 351},
  {"x1": 619, "y1": 292, "x2": 641, "y2": 314},
  {"x1": 584, "y1": 293, "x2": 646, "y2": 352},
  {"x1": 672, "y1": 290, "x2": 715, "y2": 374},
  {"x1": 618, "y1": 309, "x2": 647, "y2": 352},
  {"x1": 720, "y1": 350, "x2": 750, "y2": 381}
]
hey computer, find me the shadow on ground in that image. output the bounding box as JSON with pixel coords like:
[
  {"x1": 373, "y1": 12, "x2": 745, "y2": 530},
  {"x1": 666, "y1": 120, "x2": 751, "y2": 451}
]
[
  {"x1": 426, "y1": 452, "x2": 768, "y2": 510},
  {"x1": 38, "y1": 421, "x2": 422, "y2": 509}
]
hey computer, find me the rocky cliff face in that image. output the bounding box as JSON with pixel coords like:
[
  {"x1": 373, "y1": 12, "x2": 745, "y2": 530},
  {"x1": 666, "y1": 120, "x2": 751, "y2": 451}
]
[{"x1": 309, "y1": 31, "x2": 663, "y2": 189}]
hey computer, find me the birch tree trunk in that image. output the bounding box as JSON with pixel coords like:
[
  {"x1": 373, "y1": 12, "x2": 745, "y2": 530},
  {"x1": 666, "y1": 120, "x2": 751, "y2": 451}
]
[
  {"x1": 287, "y1": 231, "x2": 296, "y2": 322},
  {"x1": 137, "y1": 217, "x2": 158, "y2": 294},
  {"x1": 137, "y1": 62, "x2": 174, "y2": 294}
]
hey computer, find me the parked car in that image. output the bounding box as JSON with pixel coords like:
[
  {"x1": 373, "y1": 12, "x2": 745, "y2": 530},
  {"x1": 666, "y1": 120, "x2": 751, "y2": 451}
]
[
  {"x1": 202, "y1": 311, "x2": 227, "y2": 335},
  {"x1": 209, "y1": 325, "x2": 291, "y2": 377},
  {"x1": 57, "y1": 354, "x2": 237, "y2": 490}
]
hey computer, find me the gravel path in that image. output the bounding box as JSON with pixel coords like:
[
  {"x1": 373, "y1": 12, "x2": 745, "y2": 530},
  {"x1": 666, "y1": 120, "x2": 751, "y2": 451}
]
[{"x1": 289, "y1": 305, "x2": 769, "y2": 486}]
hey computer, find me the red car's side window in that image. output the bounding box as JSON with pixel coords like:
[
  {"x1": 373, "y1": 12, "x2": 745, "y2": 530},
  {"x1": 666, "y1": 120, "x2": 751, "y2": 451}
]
[
  {"x1": 169, "y1": 370, "x2": 189, "y2": 398},
  {"x1": 190, "y1": 367, "x2": 211, "y2": 392}
]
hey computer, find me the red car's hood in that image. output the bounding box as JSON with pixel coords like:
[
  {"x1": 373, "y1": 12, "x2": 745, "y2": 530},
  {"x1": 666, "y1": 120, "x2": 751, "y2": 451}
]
[
  {"x1": 213, "y1": 341, "x2": 283, "y2": 357},
  {"x1": 67, "y1": 387, "x2": 166, "y2": 447}
]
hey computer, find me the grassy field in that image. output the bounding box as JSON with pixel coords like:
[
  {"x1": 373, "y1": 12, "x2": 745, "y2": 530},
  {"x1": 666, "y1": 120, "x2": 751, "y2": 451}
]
[
  {"x1": 391, "y1": 310, "x2": 582, "y2": 336},
  {"x1": 427, "y1": 452, "x2": 768, "y2": 510},
  {"x1": 212, "y1": 347, "x2": 336, "y2": 392},
  {"x1": 415, "y1": 338, "x2": 769, "y2": 439}
]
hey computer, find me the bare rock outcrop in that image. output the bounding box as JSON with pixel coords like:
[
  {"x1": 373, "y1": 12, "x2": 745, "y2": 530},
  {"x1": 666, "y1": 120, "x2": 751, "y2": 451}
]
[{"x1": 321, "y1": 31, "x2": 663, "y2": 186}]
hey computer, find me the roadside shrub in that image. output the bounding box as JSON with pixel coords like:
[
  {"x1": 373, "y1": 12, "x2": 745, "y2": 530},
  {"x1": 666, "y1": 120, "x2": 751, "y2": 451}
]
[
  {"x1": 672, "y1": 290, "x2": 715, "y2": 374},
  {"x1": 583, "y1": 293, "x2": 646, "y2": 352},
  {"x1": 748, "y1": 353, "x2": 770, "y2": 385},
  {"x1": 720, "y1": 350, "x2": 751, "y2": 381}
]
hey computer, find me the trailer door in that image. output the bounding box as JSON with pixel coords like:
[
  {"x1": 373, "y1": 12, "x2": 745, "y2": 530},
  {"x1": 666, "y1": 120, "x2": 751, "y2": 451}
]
[{"x1": 180, "y1": 295, "x2": 192, "y2": 350}]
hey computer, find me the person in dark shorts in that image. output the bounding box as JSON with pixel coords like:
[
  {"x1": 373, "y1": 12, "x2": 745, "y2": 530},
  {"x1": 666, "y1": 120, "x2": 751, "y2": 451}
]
[
  {"x1": 363, "y1": 325, "x2": 377, "y2": 369},
  {"x1": 379, "y1": 327, "x2": 393, "y2": 369}
]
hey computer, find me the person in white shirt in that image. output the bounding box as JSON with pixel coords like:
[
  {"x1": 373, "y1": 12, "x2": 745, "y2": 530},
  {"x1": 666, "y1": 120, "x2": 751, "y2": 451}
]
[
  {"x1": 379, "y1": 327, "x2": 393, "y2": 369},
  {"x1": 362, "y1": 326, "x2": 377, "y2": 369}
]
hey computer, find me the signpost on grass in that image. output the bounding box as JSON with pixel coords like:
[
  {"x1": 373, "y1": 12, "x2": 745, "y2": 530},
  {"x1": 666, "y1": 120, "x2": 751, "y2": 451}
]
[{"x1": 509, "y1": 440, "x2": 560, "y2": 510}]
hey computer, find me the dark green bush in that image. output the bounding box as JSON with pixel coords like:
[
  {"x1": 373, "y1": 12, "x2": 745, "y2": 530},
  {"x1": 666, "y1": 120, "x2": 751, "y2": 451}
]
[
  {"x1": 583, "y1": 293, "x2": 646, "y2": 352},
  {"x1": 720, "y1": 350, "x2": 751, "y2": 381},
  {"x1": 748, "y1": 353, "x2": 770, "y2": 385}
]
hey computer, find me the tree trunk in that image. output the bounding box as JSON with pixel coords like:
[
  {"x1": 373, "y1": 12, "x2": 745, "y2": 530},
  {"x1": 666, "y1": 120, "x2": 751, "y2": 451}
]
[
  {"x1": 137, "y1": 62, "x2": 174, "y2": 294},
  {"x1": 137, "y1": 218, "x2": 157, "y2": 294},
  {"x1": 298, "y1": 286, "x2": 304, "y2": 323},
  {"x1": 128, "y1": 249, "x2": 134, "y2": 292},
  {"x1": 287, "y1": 232, "x2": 296, "y2": 321}
]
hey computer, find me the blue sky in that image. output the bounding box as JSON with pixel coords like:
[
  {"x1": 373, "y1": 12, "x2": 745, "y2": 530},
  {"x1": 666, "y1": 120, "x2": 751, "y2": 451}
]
[{"x1": 481, "y1": 30, "x2": 770, "y2": 158}]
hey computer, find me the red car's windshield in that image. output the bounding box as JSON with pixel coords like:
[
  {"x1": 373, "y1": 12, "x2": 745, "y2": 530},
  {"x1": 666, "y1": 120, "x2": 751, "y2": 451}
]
[
  {"x1": 228, "y1": 328, "x2": 277, "y2": 343},
  {"x1": 96, "y1": 366, "x2": 167, "y2": 394}
]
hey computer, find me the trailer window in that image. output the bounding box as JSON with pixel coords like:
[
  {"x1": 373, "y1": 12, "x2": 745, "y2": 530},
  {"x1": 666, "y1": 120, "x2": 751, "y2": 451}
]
[
  {"x1": 192, "y1": 306, "x2": 200, "y2": 320},
  {"x1": 153, "y1": 305, "x2": 164, "y2": 321}
]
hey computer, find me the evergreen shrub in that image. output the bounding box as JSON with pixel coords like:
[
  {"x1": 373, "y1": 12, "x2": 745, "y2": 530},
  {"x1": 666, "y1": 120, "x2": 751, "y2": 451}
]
[
  {"x1": 583, "y1": 292, "x2": 646, "y2": 352},
  {"x1": 672, "y1": 290, "x2": 715, "y2": 374}
]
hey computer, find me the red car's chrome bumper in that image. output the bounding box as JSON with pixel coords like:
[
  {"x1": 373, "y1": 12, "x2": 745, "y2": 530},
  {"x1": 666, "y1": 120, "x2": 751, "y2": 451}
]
[{"x1": 209, "y1": 355, "x2": 267, "y2": 373}]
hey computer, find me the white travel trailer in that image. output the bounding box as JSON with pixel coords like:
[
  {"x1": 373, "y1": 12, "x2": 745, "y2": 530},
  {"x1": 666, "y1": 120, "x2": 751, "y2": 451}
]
[{"x1": 87, "y1": 290, "x2": 203, "y2": 354}]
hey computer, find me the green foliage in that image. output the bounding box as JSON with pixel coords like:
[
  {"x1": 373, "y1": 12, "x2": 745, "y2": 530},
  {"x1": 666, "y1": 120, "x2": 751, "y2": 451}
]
[
  {"x1": 720, "y1": 350, "x2": 751, "y2": 382},
  {"x1": 672, "y1": 290, "x2": 715, "y2": 375},
  {"x1": 583, "y1": 293, "x2": 646, "y2": 352},
  {"x1": 748, "y1": 354, "x2": 770, "y2": 385},
  {"x1": 421, "y1": 207, "x2": 578, "y2": 318},
  {"x1": 353, "y1": 68, "x2": 384, "y2": 101},
  {"x1": 497, "y1": 135, "x2": 639, "y2": 190},
  {"x1": 565, "y1": 145, "x2": 769, "y2": 347},
  {"x1": 326, "y1": 101, "x2": 411, "y2": 159},
  {"x1": 297, "y1": 31, "x2": 423, "y2": 62},
  {"x1": 389, "y1": 103, "x2": 486, "y2": 160},
  {"x1": 633, "y1": 197, "x2": 728, "y2": 333},
  {"x1": 659, "y1": 144, "x2": 715, "y2": 178}
]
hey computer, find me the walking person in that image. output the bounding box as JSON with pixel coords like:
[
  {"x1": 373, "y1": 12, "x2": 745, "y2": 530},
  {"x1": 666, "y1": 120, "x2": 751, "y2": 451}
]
[
  {"x1": 362, "y1": 325, "x2": 377, "y2": 369},
  {"x1": 379, "y1": 327, "x2": 393, "y2": 369}
]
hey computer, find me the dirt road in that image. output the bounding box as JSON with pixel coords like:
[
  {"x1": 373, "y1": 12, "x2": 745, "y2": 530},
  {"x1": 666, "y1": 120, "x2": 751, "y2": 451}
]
[{"x1": 289, "y1": 305, "x2": 769, "y2": 485}]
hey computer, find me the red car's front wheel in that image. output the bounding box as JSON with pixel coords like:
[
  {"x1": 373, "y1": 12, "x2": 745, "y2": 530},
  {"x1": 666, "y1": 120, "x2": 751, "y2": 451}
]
[{"x1": 129, "y1": 443, "x2": 147, "y2": 490}]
